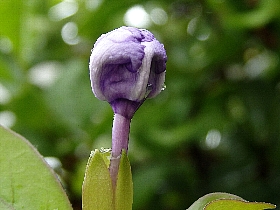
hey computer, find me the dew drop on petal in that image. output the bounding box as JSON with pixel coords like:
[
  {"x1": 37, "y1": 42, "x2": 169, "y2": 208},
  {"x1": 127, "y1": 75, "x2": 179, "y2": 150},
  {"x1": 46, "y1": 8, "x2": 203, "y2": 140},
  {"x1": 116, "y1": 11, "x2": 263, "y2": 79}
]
[
  {"x1": 147, "y1": 83, "x2": 153, "y2": 90},
  {"x1": 145, "y1": 83, "x2": 153, "y2": 98}
]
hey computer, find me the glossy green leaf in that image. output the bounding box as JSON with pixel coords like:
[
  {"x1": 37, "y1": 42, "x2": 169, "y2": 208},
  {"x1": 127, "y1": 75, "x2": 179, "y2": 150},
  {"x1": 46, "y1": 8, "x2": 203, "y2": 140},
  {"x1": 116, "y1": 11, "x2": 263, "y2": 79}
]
[
  {"x1": 187, "y1": 192, "x2": 276, "y2": 210},
  {"x1": 205, "y1": 199, "x2": 276, "y2": 210},
  {"x1": 82, "y1": 149, "x2": 113, "y2": 210},
  {"x1": 115, "y1": 150, "x2": 133, "y2": 210},
  {"x1": 187, "y1": 192, "x2": 244, "y2": 210},
  {"x1": 0, "y1": 125, "x2": 72, "y2": 209}
]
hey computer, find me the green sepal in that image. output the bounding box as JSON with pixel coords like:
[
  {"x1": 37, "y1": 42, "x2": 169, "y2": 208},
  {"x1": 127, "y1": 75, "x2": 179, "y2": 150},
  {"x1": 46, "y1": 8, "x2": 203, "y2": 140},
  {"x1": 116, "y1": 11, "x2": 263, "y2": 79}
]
[
  {"x1": 82, "y1": 149, "x2": 113, "y2": 210},
  {"x1": 115, "y1": 150, "x2": 133, "y2": 210},
  {"x1": 99, "y1": 148, "x2": 112, "y2": 168}
]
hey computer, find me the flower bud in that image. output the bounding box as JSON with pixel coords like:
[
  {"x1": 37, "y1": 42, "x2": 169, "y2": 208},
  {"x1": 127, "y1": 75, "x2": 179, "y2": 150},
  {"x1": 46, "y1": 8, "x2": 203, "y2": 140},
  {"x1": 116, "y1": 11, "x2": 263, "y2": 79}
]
[{"x1": 89, "y1": 26, "x2": 167, "y2": 119}]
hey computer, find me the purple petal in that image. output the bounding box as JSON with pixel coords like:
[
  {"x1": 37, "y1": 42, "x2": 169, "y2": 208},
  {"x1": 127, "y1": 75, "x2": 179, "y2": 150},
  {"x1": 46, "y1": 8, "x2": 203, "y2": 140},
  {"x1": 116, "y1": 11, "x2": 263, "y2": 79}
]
[
  {"x1": 139, "y1": 29, "x2": 155, "y2": 42},
  {"x1": 90, "y1": 26, "x2": 167, "y2": 105}
]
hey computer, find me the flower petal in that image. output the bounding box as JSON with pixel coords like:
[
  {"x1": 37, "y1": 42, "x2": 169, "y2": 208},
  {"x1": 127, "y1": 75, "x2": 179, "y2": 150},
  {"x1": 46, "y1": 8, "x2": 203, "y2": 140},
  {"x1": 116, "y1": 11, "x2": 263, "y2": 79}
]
[
  {"x1": 89, "y1": 26, "x2": 167, "y2": 105},
  {"x1": 90, "y1": 29, "x2": 145, "y2": 102}
]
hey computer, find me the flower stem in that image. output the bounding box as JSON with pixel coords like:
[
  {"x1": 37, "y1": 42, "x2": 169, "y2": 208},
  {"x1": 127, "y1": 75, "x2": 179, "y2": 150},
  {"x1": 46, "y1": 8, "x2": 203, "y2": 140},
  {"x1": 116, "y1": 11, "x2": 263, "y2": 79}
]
[{"x1": 110, "y1": 113, "x2": 131, "y2": 192}]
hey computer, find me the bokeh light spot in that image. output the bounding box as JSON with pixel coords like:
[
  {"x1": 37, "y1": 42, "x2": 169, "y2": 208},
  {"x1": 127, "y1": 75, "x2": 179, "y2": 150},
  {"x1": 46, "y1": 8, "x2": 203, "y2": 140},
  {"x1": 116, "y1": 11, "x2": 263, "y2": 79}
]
[
  {"x1": 85, "y1": 0, "x2": 103, "y2": 11},
  {"x1": 0, "y1": 83, "x2": 11, "y2": 104},
  {"x1": 0, "y1": 36, "x2": 13, "y2": 54},
  {"x1": 61, "y1": 22, "x2": 80, "y2": 45},
  {"x1": 49, "y1": 0, "x2": 78, "y2": 21},
  {"x1": 28, "y1": 61, "x2": 62, "y2": 88},
  {"x1": 205, "y1": 129, "x2": 221, "y2": 149},
  {"x1": 0, "y1": 111, "x2": 16, "y2": 128},
  {"x1": 150, "y1": 8, "x2": 168, "y2": 25},
  {"x1": 124, "y1": 5, "x2": 151, "y2": 28}
]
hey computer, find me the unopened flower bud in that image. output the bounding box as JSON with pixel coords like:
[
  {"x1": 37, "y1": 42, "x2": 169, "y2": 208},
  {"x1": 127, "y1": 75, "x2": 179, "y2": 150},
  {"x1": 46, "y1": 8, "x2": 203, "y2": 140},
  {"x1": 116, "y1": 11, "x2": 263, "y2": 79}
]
[{"x1": 89, "y1": 26, "x2": 167, "y2": 119}]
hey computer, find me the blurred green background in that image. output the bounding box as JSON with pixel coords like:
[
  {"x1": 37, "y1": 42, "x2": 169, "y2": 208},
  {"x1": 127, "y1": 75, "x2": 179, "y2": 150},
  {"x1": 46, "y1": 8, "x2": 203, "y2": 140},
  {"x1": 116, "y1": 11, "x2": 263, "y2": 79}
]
[{"x1": 1, "y1": 0, "x2": 280, "y2": 209}]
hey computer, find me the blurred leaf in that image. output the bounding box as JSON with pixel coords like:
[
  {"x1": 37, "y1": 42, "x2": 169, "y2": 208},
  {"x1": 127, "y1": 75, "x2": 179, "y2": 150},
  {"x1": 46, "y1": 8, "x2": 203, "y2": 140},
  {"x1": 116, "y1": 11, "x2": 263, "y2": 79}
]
[
  {"x1": 0, "y1": 125, "x2": 72, "y2": 209},
  {"x1": 0, "y1": 0, "x2": 22, "y2": 55},
  {"x1": 115, "y1": 150, "x2": 133, "y2": 210},
  {"x1": 133, "y1": 164, "x2": 166, "y2": 208},
  {"x1": 207, "y1": 0, "x2": 280, "y2": 29},
  {"x1": 45, "y1": 59, "x2": 98, "y2": 130},
  {"x1": 82, "y1": 149, "x2": 113, "y2": 210},
  {"x1": 71, "y1": 160, "x2": 88, "y2": 197}
]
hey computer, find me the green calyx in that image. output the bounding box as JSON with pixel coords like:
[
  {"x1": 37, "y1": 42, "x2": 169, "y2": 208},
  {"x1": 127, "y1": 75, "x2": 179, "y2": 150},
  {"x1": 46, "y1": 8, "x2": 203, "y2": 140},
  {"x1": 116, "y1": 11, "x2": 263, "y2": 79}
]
[{"x1": 82, "y1": 149, "x2": 133, "y2": 210}]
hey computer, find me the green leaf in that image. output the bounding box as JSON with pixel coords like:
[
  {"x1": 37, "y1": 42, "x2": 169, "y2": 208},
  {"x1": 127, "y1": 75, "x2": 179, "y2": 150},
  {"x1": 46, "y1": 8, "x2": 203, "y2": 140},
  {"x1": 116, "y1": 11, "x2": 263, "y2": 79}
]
[
  {"x1": 187, "y1": 192, "x2": 276, "y2": 210},
  {"x1": 0, "y1": 125, "x2": 72, "y2": 209},
  {"x1": 82, "y1": 149, "x2": 113, "y2": 210},
  {"x1": 115, "y1": 150, "x2": 133, "y2": 210},
  {"x1": 205, "y1": 199, "x2": 276, "y2": 210},
  {"x1": 0, "y1": 197, "x2": 14, "y2": 210},
  {"x1": 187, "y1": 192, "x2": 245, "y2": 210}
]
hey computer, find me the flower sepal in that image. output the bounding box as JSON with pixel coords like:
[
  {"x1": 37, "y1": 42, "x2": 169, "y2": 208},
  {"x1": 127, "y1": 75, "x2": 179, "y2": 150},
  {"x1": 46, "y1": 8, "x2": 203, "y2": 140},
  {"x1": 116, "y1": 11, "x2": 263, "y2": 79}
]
[{"x1": 82, "y1": 148, "x2": 133, "y2": 210}]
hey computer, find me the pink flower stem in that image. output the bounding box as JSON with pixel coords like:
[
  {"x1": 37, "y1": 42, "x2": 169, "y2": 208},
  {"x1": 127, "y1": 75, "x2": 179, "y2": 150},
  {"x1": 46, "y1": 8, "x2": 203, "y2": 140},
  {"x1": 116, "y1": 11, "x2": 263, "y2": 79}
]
[{"x1": 109, "y1": 113, "x2": 131, "y2": 192}]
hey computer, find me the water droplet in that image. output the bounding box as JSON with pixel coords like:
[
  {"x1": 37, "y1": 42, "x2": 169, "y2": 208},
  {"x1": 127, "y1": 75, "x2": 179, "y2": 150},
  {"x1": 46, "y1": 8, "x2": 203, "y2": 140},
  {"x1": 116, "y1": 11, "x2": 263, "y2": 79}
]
[
  {"x1": 144, "y1": 83, "x2": 153, "y2": 98},
  {"x1": 161, "y1": 84, "x2": 166, "y2": 91},
  {"x1": 147, "y1": 83, "x2": 153, "y2": 90}
]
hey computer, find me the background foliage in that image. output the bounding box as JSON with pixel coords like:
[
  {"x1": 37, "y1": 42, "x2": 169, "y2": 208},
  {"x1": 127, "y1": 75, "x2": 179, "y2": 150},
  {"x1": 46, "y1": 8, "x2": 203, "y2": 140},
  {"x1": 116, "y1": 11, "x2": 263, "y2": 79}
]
[{"x1": 1, "y1": 0, "x2": 280, "y2": 209}]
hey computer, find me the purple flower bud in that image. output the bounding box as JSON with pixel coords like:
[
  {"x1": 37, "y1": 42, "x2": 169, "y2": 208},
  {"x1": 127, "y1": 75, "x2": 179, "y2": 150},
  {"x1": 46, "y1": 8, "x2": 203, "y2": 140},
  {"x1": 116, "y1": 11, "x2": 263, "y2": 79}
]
[{"x1": 89, "y1": 26, "x2": 167, "y2": 119}]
